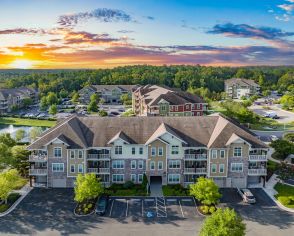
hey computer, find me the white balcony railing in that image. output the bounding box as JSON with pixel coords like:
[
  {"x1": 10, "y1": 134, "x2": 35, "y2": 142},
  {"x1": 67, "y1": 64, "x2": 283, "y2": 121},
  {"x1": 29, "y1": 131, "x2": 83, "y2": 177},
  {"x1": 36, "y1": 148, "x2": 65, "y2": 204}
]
[
  {"x1": 29, "y1": 155, "x2": 48, "y2": 162},
  {"x1": 87, "y1": 154, "x2": 110, "y2": 160},
  {"x1": 249, "y1": 155, "x2": 267, "y2": 161},
  {"x1": 248, "y1": 169, "x2": 267, "y2": 176},
  {"x1": 184, "y1": 154, "x2": 207, "y2": 160},
  {"x1": 29, "y1": 169, "x2": 47, "y2": 176},
  {"x1": 184, "y1": 167, "x2": 207, "y2": 174},
  {"x1": 87, "y1": 168, "x2": 110, "y2": 174}
]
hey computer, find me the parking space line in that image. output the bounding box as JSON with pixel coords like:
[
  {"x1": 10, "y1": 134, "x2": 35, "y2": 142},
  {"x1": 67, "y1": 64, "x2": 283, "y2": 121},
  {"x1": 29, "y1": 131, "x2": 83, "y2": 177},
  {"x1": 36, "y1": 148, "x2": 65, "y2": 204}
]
[
  {"x1": 109, "y1": 199, "x2": 114, "y2": 217},
  {"x1": 178, "y1": 199, "x2": 184, "y2": 217},
  {"x1": 126, "y1": 199, "x2": 128, "y2": 217},
  {"x1": 142, "y1": 200, "x2": 144, "y2": 217},
  {"x1": 192, "y1": 197, "x2": 198, "y2": 216}
]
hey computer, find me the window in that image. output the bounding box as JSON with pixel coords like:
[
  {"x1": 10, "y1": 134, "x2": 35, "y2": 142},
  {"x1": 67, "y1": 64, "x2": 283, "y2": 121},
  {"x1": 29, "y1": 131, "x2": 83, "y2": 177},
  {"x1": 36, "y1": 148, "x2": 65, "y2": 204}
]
[
  {"x1": 115, "y1": 146, "x2": 122, "y2": 155},
  {"x1": 131, "y1": 160, "x2": 136, "y2": 169},
  {"x1": 175, "y1": 106, "x2": 178, "y2": 111},
  {"x1": 112, "y1": 160, "x2": 125, "y2": 169},
  {"x1": 158, "y1": 147, "x2": 163, "y2": 156},
  {"x1": 54, "y1": 147, "x2": 62, "y2": 158},
  {"x1": 168, "y1": 160, "x2": 181, "y2": 169},
  {"x1": 70, "y1": 164, "x2": 75, "y2": 173},
  {"x1": 52, "y1": 163, "x2": 64, "y2": 172},
  {"x1": 220, "y1": 150, "x2": 225, "y2": 158},
  {"x1": 70, "y1": 150, "x2": 75, "y2": 159},
  {"x1": 138, "y1": 174, "x2": 143, "y2": 183},
  {"x1": 78, "y1": 164, "x2": 83, "y2": 173},
  {"x1": 186, "y1": 104, "x2": 189, "y2": 109},
  {"x1": 132, "y1": 147, "x2": 136, "y2": 155},
  {"x1": 138, "y1": 160, "x2": 143, "y2": 169},
  {"x1": 112, "y1": 174, "x2": 124, "y2": 183},
  {"x1": 78, "y1": 150, "x2": 83, "y2": 159},
  {"x1": 219, "y1": 164, "x2": 225, "y2": 173},
  {"x1": 197, "y1": 104, "x2": 201, "y2": 109},
  {"x1": 139, "y1": 147, "x2": 143, "y2": 155},
  {"x1": 211, "y1": 150, "x2": 217, "y2": 159},
  {"x1": 151, "y1": 147, "x2": 156, "y2": 156},
  {"x1": 150, "y1": 161, "x2": 155, "y2": 170},
  {"x1": 171, "y1": 145, "x2": 179, "y2": 155},
  {"x1": 211, "y1": 164, "x2": 217, "y2": 173},
  {"x1": 234, "y1": 147, "x2": 242, "y2": 157},
  {"x1": 158, "y1": 161, "x2": 163, "y2": 170},
  {"x1": 168, "y1": 174, "x2": 180, "y2": 184},
  {"x1": 131, "y1": 174, "x2": 136, "y2": 183},
  {"x1": 231, "y1": 163, "x2": 243, "y2": 172}
]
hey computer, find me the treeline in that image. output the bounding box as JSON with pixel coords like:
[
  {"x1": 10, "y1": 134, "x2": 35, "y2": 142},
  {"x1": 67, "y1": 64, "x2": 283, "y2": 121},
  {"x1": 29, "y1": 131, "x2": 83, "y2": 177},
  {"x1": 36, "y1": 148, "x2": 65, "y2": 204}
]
[{"x1": 0, "y1": 65, "x2": 293, "y2": 98}]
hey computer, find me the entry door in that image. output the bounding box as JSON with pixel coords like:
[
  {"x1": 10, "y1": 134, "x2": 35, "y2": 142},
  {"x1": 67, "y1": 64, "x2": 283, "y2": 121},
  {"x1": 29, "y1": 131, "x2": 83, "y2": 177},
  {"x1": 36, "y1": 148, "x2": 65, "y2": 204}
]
[{"x1": 52, "y1": 178, "x2": 66, "y2": 188}]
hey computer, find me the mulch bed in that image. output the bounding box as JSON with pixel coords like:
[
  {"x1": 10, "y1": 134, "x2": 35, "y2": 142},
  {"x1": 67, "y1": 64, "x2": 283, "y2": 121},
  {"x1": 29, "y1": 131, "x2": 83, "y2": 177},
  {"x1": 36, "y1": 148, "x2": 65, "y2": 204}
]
[{"x1": 74, "y1": 198, "x2": 97, "y2": 216}]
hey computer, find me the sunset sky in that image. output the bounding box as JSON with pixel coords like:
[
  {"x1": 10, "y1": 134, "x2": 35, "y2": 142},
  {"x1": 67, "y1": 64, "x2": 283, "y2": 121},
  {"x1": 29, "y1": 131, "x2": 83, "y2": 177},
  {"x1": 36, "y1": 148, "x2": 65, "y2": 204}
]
[{"x1": 0, "y1": 0, "x2": 293, "y2": 69}]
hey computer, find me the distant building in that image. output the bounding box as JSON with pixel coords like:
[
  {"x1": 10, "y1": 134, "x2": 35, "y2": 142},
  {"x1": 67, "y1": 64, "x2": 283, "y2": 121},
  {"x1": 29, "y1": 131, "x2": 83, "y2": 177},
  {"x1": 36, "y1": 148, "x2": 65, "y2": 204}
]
[
  {"x1": 132, "y1": 85, "x2": 207, "y2": 116},
  {"x1": 225, "y1": 78, "x2": 260, "y2": 99},
  {"x1": 0, "y1": 87, "x2": 38, "y2": 114},
  {"x1": 78, "y1": 85, "x2": 139, "y2": 104}
]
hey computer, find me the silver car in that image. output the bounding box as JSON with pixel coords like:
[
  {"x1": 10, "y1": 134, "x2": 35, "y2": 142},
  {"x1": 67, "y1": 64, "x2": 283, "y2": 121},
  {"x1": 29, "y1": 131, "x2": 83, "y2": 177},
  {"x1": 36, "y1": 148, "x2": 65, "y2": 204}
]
[{"x1": 237, "y1": 188, "x2": 256, "y2": 204}]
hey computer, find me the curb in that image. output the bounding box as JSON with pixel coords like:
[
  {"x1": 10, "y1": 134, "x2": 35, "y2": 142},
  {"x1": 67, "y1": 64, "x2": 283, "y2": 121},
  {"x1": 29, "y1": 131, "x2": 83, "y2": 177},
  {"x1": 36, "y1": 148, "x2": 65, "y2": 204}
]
[
  {"x1": 263, "y1": 188, "x2": 294, "y2": 213},
  {"x1": 73, "y1": 203, "x2": 95, "y2": 217},
  {"x1": 0, "y1": 186, "x2": 32, "y2": 217}
]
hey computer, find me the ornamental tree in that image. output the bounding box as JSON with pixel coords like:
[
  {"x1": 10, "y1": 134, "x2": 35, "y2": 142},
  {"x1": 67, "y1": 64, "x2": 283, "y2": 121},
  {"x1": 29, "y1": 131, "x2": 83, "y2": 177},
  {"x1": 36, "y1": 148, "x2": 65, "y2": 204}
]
[
  {"x1": 190, "y1": 177, "x2": 221, "y2": 206},
  {"x1": 200, "y1": 208, "x2": 246, "y2": 236},
  {"x1": 74, "y1": 173, "x2": 103, "y2": 203}
]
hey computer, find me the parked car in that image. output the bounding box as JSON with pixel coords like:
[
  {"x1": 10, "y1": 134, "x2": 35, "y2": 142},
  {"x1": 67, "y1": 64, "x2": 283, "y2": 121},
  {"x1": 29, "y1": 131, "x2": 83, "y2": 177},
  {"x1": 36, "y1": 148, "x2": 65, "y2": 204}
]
[
  {"x1": 237, "y1": 188, "x2": 256, "y2": 204},
  {"x1": 95, "y1": 195, "x2": 109, "y2": 216},
  {"x1": 263, "y1": 111, "x2": 277, "y2": 118},
  {"x1": 270, "y1": 135, "x2": 279, "y2": 141}
]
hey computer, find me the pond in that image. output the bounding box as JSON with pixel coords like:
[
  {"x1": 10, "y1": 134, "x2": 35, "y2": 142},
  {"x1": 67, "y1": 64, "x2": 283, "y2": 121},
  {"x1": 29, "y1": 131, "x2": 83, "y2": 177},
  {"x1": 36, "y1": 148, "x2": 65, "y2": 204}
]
[{"x1": 0, "y1": 124, "x2": 47, "y2": 142}]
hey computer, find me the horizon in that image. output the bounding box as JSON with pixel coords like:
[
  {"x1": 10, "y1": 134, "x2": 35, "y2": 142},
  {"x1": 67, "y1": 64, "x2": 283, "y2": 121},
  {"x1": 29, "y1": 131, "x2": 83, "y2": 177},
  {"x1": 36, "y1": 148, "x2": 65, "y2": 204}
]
[{"x1": 0, "y1": 0, "x2": 293, "y2": 69}]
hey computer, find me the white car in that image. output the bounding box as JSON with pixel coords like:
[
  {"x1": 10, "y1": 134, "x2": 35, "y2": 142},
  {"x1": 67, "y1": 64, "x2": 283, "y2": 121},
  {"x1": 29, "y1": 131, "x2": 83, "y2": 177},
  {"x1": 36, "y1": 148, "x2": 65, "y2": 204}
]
[
  {"x1": 237, "y1": 188, "x2": 256, "y2": 204},
  {"x1": 270, "y1": 135, "x2": 279, "y2": 141}
]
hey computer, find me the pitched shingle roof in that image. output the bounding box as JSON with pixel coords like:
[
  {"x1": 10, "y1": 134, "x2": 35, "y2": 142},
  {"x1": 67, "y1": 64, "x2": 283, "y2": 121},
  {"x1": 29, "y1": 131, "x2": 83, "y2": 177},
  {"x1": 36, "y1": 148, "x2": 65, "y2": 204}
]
[
  {"x1": 27, "y1": 114, "x2": 267, "y2": 150},
  {"x1": 225, "y1": 78, "x2": 260, "y2": 87}
]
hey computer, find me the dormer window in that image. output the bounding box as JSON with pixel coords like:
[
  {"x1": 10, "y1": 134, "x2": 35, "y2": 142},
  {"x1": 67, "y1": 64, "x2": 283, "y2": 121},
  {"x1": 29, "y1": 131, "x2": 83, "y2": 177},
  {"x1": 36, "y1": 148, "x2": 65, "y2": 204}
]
[
  {"x1": 115, "y1": 146, "x2": 122, "y2": 155},
  {"x1": 54, "y1": 147, "x2": 62, "y2": 158},
  {"x1": 234, "y1": 147, "x2": 242, "y2": 157}
]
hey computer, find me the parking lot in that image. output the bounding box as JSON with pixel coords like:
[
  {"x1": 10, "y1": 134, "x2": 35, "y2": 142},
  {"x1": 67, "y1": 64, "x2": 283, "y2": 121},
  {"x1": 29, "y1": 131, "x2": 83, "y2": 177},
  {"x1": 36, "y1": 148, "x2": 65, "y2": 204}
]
[{"x1": 105, "y1": 196, "x2": 200, "y2": 221}]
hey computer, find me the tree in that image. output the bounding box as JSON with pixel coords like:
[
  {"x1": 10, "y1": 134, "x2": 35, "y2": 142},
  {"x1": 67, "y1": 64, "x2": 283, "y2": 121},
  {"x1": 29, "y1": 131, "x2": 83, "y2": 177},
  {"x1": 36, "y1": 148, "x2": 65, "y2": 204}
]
[
  {"x1": 22, "y1": 98, "x2": 33, "y2": 108},
  {"x1": 49, "y1": 104, "x2": 58, "y2": 115},
  {"x1": 40, "y1": 96, "x2": 48, "y2": 111},
  {"x1": 90, "y1": 93, "x2": 99, "y2": 103},
  {"x1": 15, "y1": 129, "x2": 25, "y2": 142},
  {"x1": 46, "y1": 92, "x2": 58, "y2": 105},
  {"x1": 59, "y1": 89, "x2": 68, "y2": 98},
  {"x1": 120, "y1": 93, "x2": 132, "y2": 105},
  {"x1": 74, "y1": 173, "x2": 103, "y2": 203},
  {"x1": 200, "y1": 208, "x2": 246, "y2": 236},
  {"x1": 284, "y1": 133, "x2": 294, "y2": 143},
  {"x1": 190, "y1": 177, "x2": 221, "y2": 206},
  {"x1": 270, "y1": 139, "x2": 294, "y2": 160},
  {"x1": 11, "y1": 145, "x2": 30, "y2": 177},
  {"x1": 0, "y1": 143, "x2": 12, "y2": 170},
  {"x1": 0, "y1": 169, "x2": 24, "y2": 204},
  {"x1": 71, "y1": 91, "x2": 80, "y2": 103},
  {"x1": 262, "y1": 90, "x2": 271, "y2": 97},
  {"x1": 98, "y1": 110, "x2": 108, "y2": 117},
  {"x1": 0, "y1": 133, "x2": 16, "y2": 147},
  {"x1": 30, "y1": 127, "x2": 43, "y2": 141},
  {"x1": 280, "y1": 94, "x2": 294, "y2": 110},
  {"x1": 87, "y1": 100, "x2": 98, "y2": 112}
]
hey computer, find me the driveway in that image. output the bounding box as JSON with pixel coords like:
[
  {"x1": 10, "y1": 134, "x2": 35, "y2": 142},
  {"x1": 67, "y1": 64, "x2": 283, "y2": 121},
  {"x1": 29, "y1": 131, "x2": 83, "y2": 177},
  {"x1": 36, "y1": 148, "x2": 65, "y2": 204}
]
[{"x1": 220, "y1": 188, "x2": 294, "y2": 236}]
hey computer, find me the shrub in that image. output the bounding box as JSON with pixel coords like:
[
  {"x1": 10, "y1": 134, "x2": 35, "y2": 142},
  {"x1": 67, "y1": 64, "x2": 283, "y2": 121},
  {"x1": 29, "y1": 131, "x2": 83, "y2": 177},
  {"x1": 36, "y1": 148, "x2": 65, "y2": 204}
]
[
  {"x1": 87, "y1": 203, "x2": 93, "y2": 209},
  {"x1": 200, "y1": 205, "x2": 210, "y2": 214},
  {"x1": 0, "y1": 204, "x2": 9, "y2": 213},
  {"x1": 123, "y1": 181, "x2": 135, "y2": 189},
  {"x1": 209, "y1": 206, "x2": 216, "y2": 214}
]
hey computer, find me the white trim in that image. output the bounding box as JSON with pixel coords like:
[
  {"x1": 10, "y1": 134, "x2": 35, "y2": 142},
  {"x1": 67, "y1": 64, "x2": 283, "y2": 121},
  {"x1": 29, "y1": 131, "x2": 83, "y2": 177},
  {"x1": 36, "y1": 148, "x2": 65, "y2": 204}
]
[
  {"x1": 211, "y1": 164, "x2": 217, "y2": 173},
  {"x1": 112, "y1": 174, "x2": 124, "y2": 183},
  {"x1": 219, "y1": 164, "x2": 225, "y2": 173},
  {"x1": 52, "y1": 163, "x2": 64, "y2": 172},
  {"x1": 220, "y1": 150, "x2": 225, "y2": 158},
  {"x1": 150, "y1": 161, "x2": 155, "y2": 170},
  {"x1": 233, "y1": 147, "x2": 242, "y2": 158},
  {"x1": 131, "y1": 174, "x2": 136, "y2": 183},
  {"x1": 131, "y1": 160, "x2": 137, "y2": 169},
  {"x1": 158, "y1": 161, "x2": 163, "y2": 170},
  {"x1": 53, "y1": 147, "x2": 62, "y2": 158},
  {"x1": 168, "y1": 174, "x2": 180, "y2": 184},
  {"x1": 138, "y1": 160, "x2": 144, "y2": 169},
  {"x1": 78, "y1": 164, "x2": 84, "y2": 173},
  {"x1": 158, "y1": 147, "x2": 163, "y2": 156},
  {"x1": 70, "y1": 164, "x2": 75, "y2": 173},
  {"x1": 231, "y1": 163, "x2": 243, "y2": 172}
]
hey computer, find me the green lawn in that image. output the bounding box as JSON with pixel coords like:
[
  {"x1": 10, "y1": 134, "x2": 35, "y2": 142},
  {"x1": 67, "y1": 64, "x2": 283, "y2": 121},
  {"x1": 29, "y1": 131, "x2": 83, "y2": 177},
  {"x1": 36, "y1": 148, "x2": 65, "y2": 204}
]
[
  {"x1": 209, "y1": 101, "x2": 227, "y2": 113},
  {"x1": 0, "y1": 117, "x2": 56, "y2": 127},
  {"x1": 274, "y1": 183, "x2": 294, "y2": 208},
  {"x1": 249, "y1": 119, "x2": 294, "y2": 131}
]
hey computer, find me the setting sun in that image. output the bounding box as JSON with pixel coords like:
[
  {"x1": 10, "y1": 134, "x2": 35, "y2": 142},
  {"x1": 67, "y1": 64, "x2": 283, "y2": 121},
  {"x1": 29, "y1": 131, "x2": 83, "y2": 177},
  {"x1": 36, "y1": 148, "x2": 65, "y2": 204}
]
[{"x1": 9, "y1": 59, "x2": 35, "y2": 69}]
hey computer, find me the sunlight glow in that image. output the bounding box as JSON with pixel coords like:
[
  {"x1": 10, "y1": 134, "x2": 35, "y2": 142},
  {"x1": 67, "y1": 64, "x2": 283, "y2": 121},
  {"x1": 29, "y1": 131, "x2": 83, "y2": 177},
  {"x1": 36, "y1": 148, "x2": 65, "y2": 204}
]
[{"x1": 9, "y1": 59, "x2": 35, "y2": 69}]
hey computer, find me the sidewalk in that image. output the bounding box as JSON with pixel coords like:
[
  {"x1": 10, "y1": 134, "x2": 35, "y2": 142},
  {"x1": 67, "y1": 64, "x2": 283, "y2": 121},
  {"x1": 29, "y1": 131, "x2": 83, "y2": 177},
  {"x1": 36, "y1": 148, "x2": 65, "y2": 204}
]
[
  {"x1": 263, "y1": 174, "x2": 294, "y2": 213},
  {"x1": 0, "y1": 183, "x2": 32, "y2": 217}
]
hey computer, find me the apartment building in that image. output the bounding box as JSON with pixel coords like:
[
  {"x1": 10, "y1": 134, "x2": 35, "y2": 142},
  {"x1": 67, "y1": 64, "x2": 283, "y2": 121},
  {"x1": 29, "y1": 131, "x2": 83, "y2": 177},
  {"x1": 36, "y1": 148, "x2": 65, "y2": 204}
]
[
  {"x1": 78, "y1": 85, "x2": 138, "y2": 104},
  {"x1": 0, "y1": 87, "x2": 38, "y2": 114},
  {"x1": 132, "y1": 85, "x2": 207, "y2": 116},
  {"x1": 225, "y1": 78, "x2": 261, "y2": 99},
  {"x1": 27, "y1": 114, "x2": 268, "y2": 189}
]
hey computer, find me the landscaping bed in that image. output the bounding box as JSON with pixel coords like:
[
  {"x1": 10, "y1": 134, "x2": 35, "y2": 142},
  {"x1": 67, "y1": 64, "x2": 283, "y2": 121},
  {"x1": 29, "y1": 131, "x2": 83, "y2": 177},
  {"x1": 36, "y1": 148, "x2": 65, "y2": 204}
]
[
  {"x1": 0, "y1": 193, "x2": 21, "y2": 213},
  {"x1": 162, "y1": 184, "x2": 189, "y2": 196},
  {"x1": 197, "y1": 202, "x2": 217, "y2": 215},
  {"x1": 104, "y1": 183, "x2": 147, "y2": 196},
  {"x1": 74, "y1": 199, "x2": 97, "y2": 216},
  {"x1": 274, "y1": 183, "x2": 294, "y2": 208}
]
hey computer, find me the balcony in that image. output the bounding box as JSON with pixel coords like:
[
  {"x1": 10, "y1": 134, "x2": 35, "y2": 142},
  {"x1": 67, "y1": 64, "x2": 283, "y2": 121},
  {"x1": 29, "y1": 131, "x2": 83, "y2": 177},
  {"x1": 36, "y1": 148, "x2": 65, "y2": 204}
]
[
  {"x1": 248, "y1": 168, "x2": 267, "y2": 176},
  {"x1": 249, "y1": 155, "x2": 267, "y2": 161},
  {"x1": 29, "y1": 169, "x2": 47, "y2": 176},
  {"x1": 184, "y1": 154, "x2": 207, "y2": 160},
  {"x1": 87, "y1": 154, "x2": 110, "y2": 160},
  {"x1": 184, "y1": 167, "x2": 207, "y2": 174},
  {"x1": 29, "y1": 155, "x2": 48, "y2": 162},
  {"x1": 87, "y1": 167, "x2": 110, "y2": 174}
]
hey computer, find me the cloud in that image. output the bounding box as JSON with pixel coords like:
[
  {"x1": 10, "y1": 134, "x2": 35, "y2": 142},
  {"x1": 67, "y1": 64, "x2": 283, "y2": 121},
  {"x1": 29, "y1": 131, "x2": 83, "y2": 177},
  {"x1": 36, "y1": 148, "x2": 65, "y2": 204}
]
[
  {"x1": 58, "y1": 8, "x2": 133, "y2": 28},
  {"x1": 117, "y1": 30, "x2": 135, "y2": 34},
  {"x1": 63, "y1": 31, "x2": 119, "y2": 45},
  {"x1": 0, "y1": 28, "x2": 49, "y2": 35},
  {"x1": 207, "y1": 23, "x2": 294, "y2": 40},
  {"x1": 278, "y1": 4, "x2": 294, "y2": 12},
  {"x1": 144, "y1": 16, "x2": 155, "y2": 20},
  {"x1": 181, "y1": 20, "x2": 197, "y2": 31}
]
